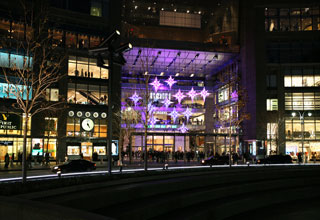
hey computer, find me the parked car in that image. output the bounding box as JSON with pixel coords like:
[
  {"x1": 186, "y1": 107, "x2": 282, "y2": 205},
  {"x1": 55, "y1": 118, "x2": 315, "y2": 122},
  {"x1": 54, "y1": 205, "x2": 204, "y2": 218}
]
[
  {"x1": 256, "y1": 155, "x2": 292, "y2": 164},
  {"x1": 52, "y1": 159, "x2": 96, "y2": 173},
  {"x1": 201, "y1": 156, "x2": 229, "y2": 165}
]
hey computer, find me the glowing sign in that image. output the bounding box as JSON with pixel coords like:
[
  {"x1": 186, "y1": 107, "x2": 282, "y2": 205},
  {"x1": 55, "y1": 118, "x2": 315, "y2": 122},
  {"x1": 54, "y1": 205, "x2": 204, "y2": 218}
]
[{"x1": 0, "y1": 83, "x2": 32, "y2": 100}]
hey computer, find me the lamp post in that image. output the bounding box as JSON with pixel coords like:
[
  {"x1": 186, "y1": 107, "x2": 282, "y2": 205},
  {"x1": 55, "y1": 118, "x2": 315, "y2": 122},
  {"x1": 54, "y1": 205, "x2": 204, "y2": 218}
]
[
  {"x1": 291, "y1": 111, "x2": 312, "y2": 163},
  {"x1": 89, "y1": 30, "x2": 132, "y2": 175}
]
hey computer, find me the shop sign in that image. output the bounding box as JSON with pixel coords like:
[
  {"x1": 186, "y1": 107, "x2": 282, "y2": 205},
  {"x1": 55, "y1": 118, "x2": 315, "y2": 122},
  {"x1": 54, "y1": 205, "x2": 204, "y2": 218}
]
[
  {"x1": 0, "y1": 82, "x2": 32, "y2": 100},
  {"x1": 0, "y1": 113, "x2": 21, "y2": 130},
  {"x1": 0, "y1": 141, "x2": 13, "y2": 145}
]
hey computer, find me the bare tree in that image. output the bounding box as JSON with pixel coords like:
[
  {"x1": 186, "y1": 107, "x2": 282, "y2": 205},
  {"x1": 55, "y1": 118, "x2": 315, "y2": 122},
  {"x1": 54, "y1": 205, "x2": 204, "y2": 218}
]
[
  {"x1": 214, "y1": 66, "x2": 250, "y2": 166},
  {"x1": 1, "y1": 1, "x2": 65, "y2": 183}
]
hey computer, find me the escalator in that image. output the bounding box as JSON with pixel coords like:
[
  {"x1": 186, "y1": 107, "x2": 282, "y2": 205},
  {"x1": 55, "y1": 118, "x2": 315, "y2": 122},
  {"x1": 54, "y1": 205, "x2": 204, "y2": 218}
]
[{"x1": 78, "y1": 90, "x2": 100, "y2": 105}]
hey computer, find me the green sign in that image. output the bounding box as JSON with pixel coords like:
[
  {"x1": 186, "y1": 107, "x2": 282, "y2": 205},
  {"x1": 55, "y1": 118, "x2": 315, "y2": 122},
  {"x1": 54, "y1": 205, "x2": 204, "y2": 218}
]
[{"x1": 0, "y1": 113, "x2": 21, "y2": 130}]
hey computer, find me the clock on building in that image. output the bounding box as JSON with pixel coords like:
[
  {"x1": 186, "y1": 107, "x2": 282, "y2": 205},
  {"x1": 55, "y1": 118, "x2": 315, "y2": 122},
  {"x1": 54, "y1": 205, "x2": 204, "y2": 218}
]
[
  {"x1": 77, "y1": 111, "x2": 83, "y2": 117},
  {"x1": 81, "y1": 118, "x2": 94, "y2": 131},
  {"x1": 68, "y1": 111, "x2": 74, "y2": 117}
]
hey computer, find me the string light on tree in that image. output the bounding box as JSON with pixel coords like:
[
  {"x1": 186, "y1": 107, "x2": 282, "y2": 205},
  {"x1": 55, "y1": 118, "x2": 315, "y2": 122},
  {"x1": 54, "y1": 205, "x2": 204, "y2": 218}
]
[
  {"x1": 164, "y1": 76, "x2": 177, "y2": 89},
  {"x1": 199, "y1": 87, "x2": 210, "y2": 102},
  {"x1": 187, "y1": 87, "x2": 197, "y2": 103},
  {"x1": 150, "y1": 77, "x2": 162, "y2": 92},
  {"x1": 149, "y1": 116, "x2": 158, "y2": 128},
  {"x1": 173, "y1": 89, "x2": 186, "y2": 104},
  {"x1": 129, "y1": 92, "x2": 142, "y2": 106}
]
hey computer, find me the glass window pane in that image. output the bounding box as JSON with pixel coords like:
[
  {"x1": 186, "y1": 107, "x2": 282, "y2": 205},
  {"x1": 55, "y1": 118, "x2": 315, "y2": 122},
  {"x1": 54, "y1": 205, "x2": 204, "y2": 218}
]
[
  {"x1": 302, "y1": 17, "x2": 312, "y2": 31},
  {"x1": 284, "y1": 76, "x2": 291, "y2": 87},
  {"x1": 292, "y1": 76, "x2": 302, "y2": 87}
]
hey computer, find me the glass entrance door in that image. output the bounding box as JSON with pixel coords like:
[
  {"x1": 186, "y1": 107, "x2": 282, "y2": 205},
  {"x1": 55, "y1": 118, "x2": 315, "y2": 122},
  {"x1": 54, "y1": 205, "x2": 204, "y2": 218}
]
[{"x1": 81, "y1": 142, "x2": 93, "y2": 159}]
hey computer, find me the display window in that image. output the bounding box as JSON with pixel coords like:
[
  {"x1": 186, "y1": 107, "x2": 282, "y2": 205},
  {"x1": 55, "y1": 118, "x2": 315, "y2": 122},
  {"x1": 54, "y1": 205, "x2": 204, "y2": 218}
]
[
  {"x1": 94, "y1": 146, "x2": 106, "y2": 155},
  {"x1": 67, "y1": 146, "x2": 80, "y2": 155}
]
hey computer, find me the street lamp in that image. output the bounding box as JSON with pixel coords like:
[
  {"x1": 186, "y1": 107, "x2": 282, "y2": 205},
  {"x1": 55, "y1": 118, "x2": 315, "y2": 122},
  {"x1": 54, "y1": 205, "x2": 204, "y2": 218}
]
[
  {"x1": 89, "y1": 30, "x2": 132, "y2": 175},
  {"x1": 291, "y1": 111, "x2": 312, "y2": 163}
]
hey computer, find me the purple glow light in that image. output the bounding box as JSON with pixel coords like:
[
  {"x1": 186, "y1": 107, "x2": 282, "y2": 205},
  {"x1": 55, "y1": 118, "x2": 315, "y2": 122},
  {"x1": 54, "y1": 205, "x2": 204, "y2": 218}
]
[
  {"x1": 173, "y1": 89, "x2": 186, "y2": 104},
  {"x1": 169, "y1": 107, "x2": 180, "y2": 122},
  {"x1": 183, "y1": 107, "x2": 193, "y2": 122},
  {"x1": 162, "y1": 98, "x2": 173, "y2": 108},
  {"x1": 129, "y1": 92, "x2": 142, "y2": 106},
  {"x1": 150, "y1": 77, "x2": 162, "y2": 92},
  {"x1": 179, "y1": 123, "x2": 188, "y2": 133},
  {"x1": 231, "y1": 90, "x2": 238, "y2": 99},
  {"x1": 187, "y1": 87, "x2": 197, "y2": 103},
  {"x1": 200, "y1": 87, "x2": 210, "y2": 102},
  {"x1": 165, "y1": 76, "x2": 177, "y2": 89}
]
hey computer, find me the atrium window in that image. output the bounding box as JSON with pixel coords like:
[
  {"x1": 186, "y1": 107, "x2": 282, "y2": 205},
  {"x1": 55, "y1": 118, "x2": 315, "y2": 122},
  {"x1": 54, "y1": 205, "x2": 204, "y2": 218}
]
[
  {"x1": 267, "y1": 123, "x2": 278, "y2": 139},
  {"x1": 285, "y1": 92, "x2": 320, "y2": 110},
  {"x1": 266, "y1": 99, "x2": 278, "y2": 111},
  {"x1": 67, "y1": 83, "x2": 108, "y2": 105},
  {"x1": 68, "y1": 56, "x2": 108, "y2": 79},
  {"x1": 91, "y1": 0, "x2": 102, "y2": 17}
]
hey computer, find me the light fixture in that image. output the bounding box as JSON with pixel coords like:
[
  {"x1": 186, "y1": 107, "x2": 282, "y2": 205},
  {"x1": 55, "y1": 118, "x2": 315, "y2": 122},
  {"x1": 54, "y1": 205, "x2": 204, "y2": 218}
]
[
  {"x1": 198, "y1": 11, "x2": 201, "y2": 14},
  {"x1": 145, "y1": 71, "x2": 148, "y2": 75},
  {"x1": 148, "y1": 6, "x2": 151, "y2": 10},
  {"x1": 175, "y1": 73, "x2": 179, "y2": 76},
  {"x1": 115, "y1": 43, "x2": 132, "y2": 53},
  {"x1": 134, "y1": 5, "x2": 138, "y2": 9},
  {"x1": 174, "y1": 9, "x2": 177, "y2": 12},
  {"x1": 308, "y1": 112, "x2": 312, "y2": 117},
  {"x1": 160, "y1": 72, "x2": 164, "y2": 76},
  {"x1": 291, "y1": 112, "x2": 296, "y2": 117},
  {"x1": 161, "y1": 8, "x2": 164, "y2": 11},
  {"x1": 190, "y1": 74, "x2": 194, "y2": 77},
  {"x1": 187, "y1": 10, "x2": 190, "y2": 13}
]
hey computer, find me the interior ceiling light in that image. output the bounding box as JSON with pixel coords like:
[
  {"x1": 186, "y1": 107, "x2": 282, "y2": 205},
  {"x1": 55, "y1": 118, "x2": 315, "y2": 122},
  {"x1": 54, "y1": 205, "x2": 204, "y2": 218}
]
[
  {"x1": 175, "y1": 73, "x2": 179, "y2": 76},
  {"x1": 174, "y1": 9, "x2": 177, "y2": 12},
  {"x1": 198, "y1": 11, "x2": 201, "y2": 14},
  {"x1": 190, "y1": 74, "x2": 194, "y2": 77},
  {"x1": 134, "y1": 5, "x2": 138, "y2": 9},
  {"x1": 187, "y1": 10, "x2": 190, "y2": 13},
  {"x1": 161, "y1": 8, "x2": 164, "y2": 11},
  {"x1": 160, "y1": 72, "x2": 164, "y2": 76},
  {"x1": 148, "y1": 6, "x2": 151, "y2": 10}
]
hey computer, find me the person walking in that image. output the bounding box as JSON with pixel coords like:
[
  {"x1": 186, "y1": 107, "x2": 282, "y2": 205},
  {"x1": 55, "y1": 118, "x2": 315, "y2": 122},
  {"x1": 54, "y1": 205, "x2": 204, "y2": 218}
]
[
  {"x1": 45, "y1": 152, "x2": 50, "y2": 166},
  {"x1": 4, "y1": 153, "x2": 10, "y2": 168},
  {"x1": 27, "y1": 153, "x2": 32, "y2": 168}
]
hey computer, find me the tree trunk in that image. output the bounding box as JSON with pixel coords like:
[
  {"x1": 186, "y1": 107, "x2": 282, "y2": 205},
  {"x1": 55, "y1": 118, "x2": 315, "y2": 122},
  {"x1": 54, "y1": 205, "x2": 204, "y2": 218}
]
[{"x1": 22, "y1": 115, "x2": 29, "y2": 184}]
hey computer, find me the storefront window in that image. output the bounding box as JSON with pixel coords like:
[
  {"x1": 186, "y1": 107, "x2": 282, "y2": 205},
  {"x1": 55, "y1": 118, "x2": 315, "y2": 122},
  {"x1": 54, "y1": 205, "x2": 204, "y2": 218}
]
[
  {"x1": 66, "y1": 32, "x2": 77, "y2": 48},
  {"x1": 0, "y1": 137, "x2": 31, "y2": 161},
  {"x1": 45, "y1": 117, "x2": 58, "y2": 136},
  {"x1": 77, "y1": 34, "x2": 89, "y2": 49},
  {"x1": 94, "y1": 146, "x2": 106, "y2": 155}
]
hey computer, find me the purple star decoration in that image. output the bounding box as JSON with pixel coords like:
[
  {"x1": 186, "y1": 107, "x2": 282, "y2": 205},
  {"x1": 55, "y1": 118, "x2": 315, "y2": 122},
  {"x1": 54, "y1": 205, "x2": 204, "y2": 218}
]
[
  {"x1": 183, "y1": 107, "x2": 193, "y2": 122},
  {"x1": 187, "y1": 87, "x2": 197, "y2": 103},
  {"x1": 173, "y1": 89, "x2": 186, "y2": 104},
  {"x1": 129, "y1": 92, "x2": 142, "y2": 106},
  {"x1": 200, "y1": 87, "x2": 210, "y2": 102},
  {"x1": 150, "y1": 77, "x2": 162, "y2": 92},
  {"x1": 165, "y1": 76, "x2": 177, "y2": 89},
  {"x1": 149, "y1": 116, "x2": 158, "y2": 128},
  {"x1": 162, "y1": 98, "x2": 173, "y2": 109},
  {"x1": 179, "y1": 123, "x2": 188, "y2": 133},
  {"x1": 169, "y1": 107, "x2": 180, "y2": 122}
]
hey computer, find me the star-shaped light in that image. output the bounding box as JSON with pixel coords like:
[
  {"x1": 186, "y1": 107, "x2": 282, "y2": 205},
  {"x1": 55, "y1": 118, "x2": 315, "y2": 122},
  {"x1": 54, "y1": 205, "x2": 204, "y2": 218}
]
[
  {"x1": 129, "y1": 92, "x2": 142, "y2": 106},
  {"x1": 148, "y1": 103, "x2": 156, "y2": 114},
  {"x1": 187, "y1": 87, "x2": 198, "y2": 103},
  {"x1": 200, "y1": 87, "x2": 210, "y2": 102},
  {"x1": 169, "y1": 107, "x2": 180, "y2": 123},
  {"x1": 183, "y1": 107, "x2": 193, "y2": 122},
  {"x1": 179, "y1": 123, "x2": 188, "y2": 133},
  {"x1": 149, "y1": 116, "x2": 158, "y2": 128},
  {"x1": 150, "y1": 77, "x2": 162, "y2": 92},
  {"x1": 173, "y1": 89, "x2": 186, "y2": 104},
  {"x1": 162, "y1": 98, "x2": 173, "y2": 108},
  {"x1": 231, "y1": 90, "x2": 238, "y2": 99},
  {"x1": 165, "y1": 76, "x2": 177, "y2": 89}
]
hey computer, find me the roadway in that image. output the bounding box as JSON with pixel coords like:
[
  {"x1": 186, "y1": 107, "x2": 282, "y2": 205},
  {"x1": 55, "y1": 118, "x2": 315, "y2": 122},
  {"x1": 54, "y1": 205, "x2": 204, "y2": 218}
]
[{"x1": 5, "y1": 165, "x2": 320, "y2": 219}]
